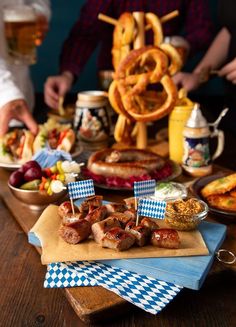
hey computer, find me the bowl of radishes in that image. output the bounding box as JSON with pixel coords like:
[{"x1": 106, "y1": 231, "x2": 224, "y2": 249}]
[{"x1": 8, "y1": 160, "x2": 82, "y2": 209}]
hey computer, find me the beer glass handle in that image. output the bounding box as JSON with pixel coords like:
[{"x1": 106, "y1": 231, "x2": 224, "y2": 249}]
[{"x1": 211, "y1": 129, "x2": 224, "y2": 161}]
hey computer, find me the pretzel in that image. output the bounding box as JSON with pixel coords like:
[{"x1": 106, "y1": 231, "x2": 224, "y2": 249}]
[
  {"x1": 160, "y1": 43, "x2": 183, "y2": 76},
  {"x1": 111, "y1": 12, "x2": 164, "y2": 70},
  {"x1": 112, "y1": 12, "x2": 136, "y2": 70},
  {"x1": 110, "y1": 46, "x2": 177, "y2": 122},
  {"x1": 145, "y1": 13, "x2": 163, "y2": 46}
]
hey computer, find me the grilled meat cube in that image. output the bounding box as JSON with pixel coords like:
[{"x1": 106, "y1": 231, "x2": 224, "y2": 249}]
[
  {"x1": 58, "y1": 201, "x2": 79, "y2": 219},
  {"x1": 123, "y1": 208, "x2": 136, "y2": 221},
  {"x1": 109, "y1": 212, "x2": 133, "y2": 228},
  {"x1": 105, "y1": 203, "x2": 127, "y2": 214},
  {"x1": 125, "y1": 223, "x2": 150, "y2": 247},
  {"x1": 123, "y1": 197, "x2": 136, "y2": 209},
  {"x1": 59, "y1": 219, "x2": 91, "y2": 244},
  {"x1": 91, "y1": 217, "x2": 121, "y2": 244},
  {"x1": 79, "y1": 195, "x2": 103, "y2": 213},
  {"x1": 101, "y1": 227, "x2": 135, "y2": 251},
  {"x1": 85, "y1": 205, "x2": 107, "y2": 225},
  {"x1": 151, "y1": 229, "x2": 180, "y2": 249},
  {"x1": 140, "y1": 217, "x2": 159, "y2": 231}
]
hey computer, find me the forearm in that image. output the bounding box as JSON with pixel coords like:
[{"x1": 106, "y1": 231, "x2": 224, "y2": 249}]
[
  {"x1": 194, "y1": 28, "x2": 230, "y2": 74},
  {"x1": 0, "y1": 59, "x2": 25, "y2": 109}
]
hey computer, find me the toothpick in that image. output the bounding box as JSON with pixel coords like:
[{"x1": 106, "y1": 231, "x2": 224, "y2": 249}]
[
  {"x1": 135, "y1": 197, "x2": 139, "y2": 226},
  {"x1": 70, "y1": 198, "x2": 75, "y2": 215}
]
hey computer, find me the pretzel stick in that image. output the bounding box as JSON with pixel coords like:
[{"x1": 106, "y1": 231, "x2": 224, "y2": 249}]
[
  {"x1": 98, "y1": 10, "x2": 179, "y2": 29},
  {"x1": 98, "y1": 13, "x2": 117, "y2": 26}
]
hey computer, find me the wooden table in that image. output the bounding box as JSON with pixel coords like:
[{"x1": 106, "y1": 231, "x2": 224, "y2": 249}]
[{"x1": 0, "y1": 166, "x2": 236, "y2": 327}]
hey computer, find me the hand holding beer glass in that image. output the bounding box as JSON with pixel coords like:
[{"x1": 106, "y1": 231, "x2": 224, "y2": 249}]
[{"x1": 3, "y1": 4, "x2": 49, "y2": 65}]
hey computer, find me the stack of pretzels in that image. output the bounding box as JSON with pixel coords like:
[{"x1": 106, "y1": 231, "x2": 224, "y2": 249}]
[{"x1": 108, "y1": 12, "x2": 183, "y2": 144}]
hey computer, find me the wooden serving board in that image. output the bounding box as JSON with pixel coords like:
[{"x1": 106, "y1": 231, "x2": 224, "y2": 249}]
[{"x1": 99, "y1": 221, "x2": 226, "y2": 290}]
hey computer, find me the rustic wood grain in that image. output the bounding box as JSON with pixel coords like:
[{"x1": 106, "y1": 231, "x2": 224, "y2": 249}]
[{"x1": 0, "y1": 166, "x2": 236, "y2": 326}]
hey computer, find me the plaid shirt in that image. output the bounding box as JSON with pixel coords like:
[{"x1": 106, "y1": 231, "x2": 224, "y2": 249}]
[{"x1": 60, "y1": 0, "x2": 214, "y2": 77}]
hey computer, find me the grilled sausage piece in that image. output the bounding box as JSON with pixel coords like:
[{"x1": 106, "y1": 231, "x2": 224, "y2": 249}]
[
  {"x1": 105, "y1": 203, "x2": 127, "y2": 214},
  {"x1": 85, "y1": 205, "x2": 107, "y2": 225},
  {"x1": 91, "y1": 217, "x2": 121, "y2": 244},
  {"x1": 140, "y1": 217, "x2": 159, "y2": 231},
  {"x1": 151, "y1": 229, "x2": 180, "y2": 249},
  {"x1": 101, "y1": 227, "x2": 135, "y2": 251},
  {"x1": 59, "y1": 220, "x2": 91, "y2": 244},
  {"x1": 125, "y1": 222, "x2": 150, "y2": 247},
  {"x1": 109, "y1": 211, "x2": 134, "y2": 227},
  {"x1": 58, "y1": 201, "x2": 79, "y2": 218},
  {"x1": 62, "y1": 212, "x2": 85, "y2": 226},
  {"x1": 79, "y1": 195, "x2": 103, "y2": 214}
]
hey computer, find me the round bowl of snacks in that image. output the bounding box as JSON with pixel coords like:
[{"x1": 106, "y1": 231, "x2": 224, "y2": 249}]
[
  {"x1": 165, "y1": 197, "x2": 208, "y2": 231},
  {"x1": 8, "y1": 160, "x2": 82, "y2": 210}
]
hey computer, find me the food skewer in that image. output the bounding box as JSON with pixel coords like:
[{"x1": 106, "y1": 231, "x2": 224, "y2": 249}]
[{"x1": 98, "y1": 9, "x2": 179, "y2": 29}]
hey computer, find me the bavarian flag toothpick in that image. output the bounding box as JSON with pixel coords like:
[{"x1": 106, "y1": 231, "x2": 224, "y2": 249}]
[
  {"x1": 67, "y1": 179, "x2": 95, "y2": 214},
  {"x1": 133, "y1": 179, "x2": 156, "y2": 225}
]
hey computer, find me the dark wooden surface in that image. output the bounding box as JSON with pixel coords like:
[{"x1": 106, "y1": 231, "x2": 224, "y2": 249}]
[{"x1": 0, "y1": 165, "x2": 236, "y2": 327}]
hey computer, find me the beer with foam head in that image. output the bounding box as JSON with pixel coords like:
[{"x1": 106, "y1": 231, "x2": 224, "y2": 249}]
[{"x1": 3, "y1": 5, "x2": 37, "y2": 65}]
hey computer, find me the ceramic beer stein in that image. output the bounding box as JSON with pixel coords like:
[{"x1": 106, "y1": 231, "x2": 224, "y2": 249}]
[
  {"x1": 74, "y1": 91, "x2": 111, "y2": 150},
  {"x1": 182, "y1": 104, "x2": 228, "y2": 177}
]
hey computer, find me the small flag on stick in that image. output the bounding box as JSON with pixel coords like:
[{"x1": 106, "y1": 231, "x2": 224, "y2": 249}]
[
  {"x1": 133, "y1": 179, "x2": 156, "y2": 225},
  {"x1": 67, "y1": 179, "x2": 95, "y2": 199},
  {"x1": 134, "y1": 179, "x2": 156, "y2": 198},
  {"x1": 138, "y1": 198, "x2": 166, "y2": 219},
  {"x1": 67, "y1": 179, "x2": 95, "y2": 213}
]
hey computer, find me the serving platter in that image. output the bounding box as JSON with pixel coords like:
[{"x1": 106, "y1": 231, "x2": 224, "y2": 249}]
[
  {"x1": 87, "y1": 160, "x2": 182, "y2": 191},
  {"x1": 191, "y1": 172, "x2": 236, "y2": 222}
]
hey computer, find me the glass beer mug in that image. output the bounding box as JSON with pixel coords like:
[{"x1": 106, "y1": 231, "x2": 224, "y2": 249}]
[{"x1": 3, "y1": 4, "x2": 38, "y2": 65}]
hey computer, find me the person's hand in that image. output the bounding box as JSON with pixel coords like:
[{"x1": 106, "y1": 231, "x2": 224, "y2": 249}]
[
  {"x1": 0, "y1": 99, "x2": 38, "y2": 136},
  {"x1": 44, "y1": 71, "x2": 74, "y2": 109},
  {"x1": 172, "y1": 72, "x2": 201, "y2": 92},
  {"x1": 218, "y1": 58, "x2": 236, "y2": 84}
]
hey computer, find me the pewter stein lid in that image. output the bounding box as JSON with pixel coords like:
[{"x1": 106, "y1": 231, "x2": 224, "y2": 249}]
[{"x1": 185, "y1": 103, "x2": 208, "y2": 128}]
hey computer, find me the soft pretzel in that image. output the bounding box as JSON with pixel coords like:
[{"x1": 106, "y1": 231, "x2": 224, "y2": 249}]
[
  {"x1": 126, "y1": 75, "x2": 178, "y2": 122},
  {"x1": 160, "y1": 43, "x2": 183, "y2": 76},
  {"x1": 110, "y1": 46, "x2": 177, "y2": 122},
  {"x1": 145, "y1": 12, "x2": 163, "y2": 46},
  {"x1": 112, "y1": 12, "x2": 136, "y2": 70}
]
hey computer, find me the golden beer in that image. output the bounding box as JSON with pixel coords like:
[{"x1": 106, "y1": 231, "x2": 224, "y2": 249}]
[{"x1": 3, "y1": 5, "x2": 37, "y2": 65}]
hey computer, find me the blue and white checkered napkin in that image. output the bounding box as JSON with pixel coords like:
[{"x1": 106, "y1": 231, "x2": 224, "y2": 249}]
[
  {"x1": 44, "y1": 260, "x2": 182, "y2": 314},
  {"x1": 138, "y1": 198, "x2": 166, "y2": 219},
  {"x1": 67, "y1": 179, "x2": 95, "y2": 199},
  {"x1": 32, "y1": 149, "x2": 72, "y2": 168},
  {"x1": 134, "y1": 179, "x2": 156, "y2": 198}
]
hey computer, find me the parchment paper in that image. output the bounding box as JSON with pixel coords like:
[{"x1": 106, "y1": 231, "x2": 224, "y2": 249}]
[{"x1": 30, "y1": 205, "x2": 209, "y2": 265}]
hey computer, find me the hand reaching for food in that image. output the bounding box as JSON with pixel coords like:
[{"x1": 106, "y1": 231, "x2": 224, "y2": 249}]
[
  {"x1": 0, "y1": 99, "x2": 38, "y2": 136},
  {"x1": 44, "y1": 71, "x2": 74, "y2": 109}
]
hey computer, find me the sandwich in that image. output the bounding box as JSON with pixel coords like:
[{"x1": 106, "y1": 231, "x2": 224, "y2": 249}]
[
  {"x1": 0, "y1": 129, "x2": 34, "y2": 164},
  {"x1": 33, "y1": 118, "x2": 76, "y2": 154}
]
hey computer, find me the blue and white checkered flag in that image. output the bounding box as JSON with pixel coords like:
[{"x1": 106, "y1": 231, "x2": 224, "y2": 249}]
[
  {"x1": 134, "y1": 179, "x2": 156, "y2": 198},
  {"x1": 67, "y1": 179, "x2": 95, "y2": 199},
  {"x1": 44, "y1": 260, "x2": 182, "y2": 315},
  {"x1": 138, "y1": 198, "x2": 166, "y2": 219}
]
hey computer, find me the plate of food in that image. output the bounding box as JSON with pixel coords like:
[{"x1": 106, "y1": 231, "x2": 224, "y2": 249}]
[
  {"x1": 0, "y1": 118, "x2": 79, "y2": 170},
  {"x1": 191, "y1": 171, "x2": 236, "y2": 221},
  {"x1": 82, "y1": 148, "x2": 182, "y2": 191}
]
